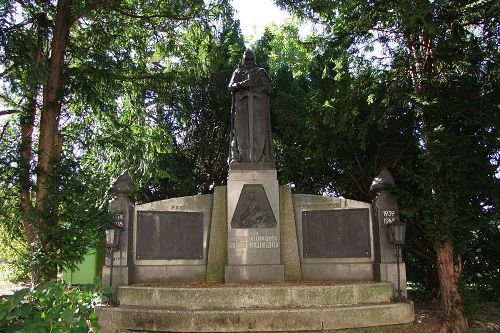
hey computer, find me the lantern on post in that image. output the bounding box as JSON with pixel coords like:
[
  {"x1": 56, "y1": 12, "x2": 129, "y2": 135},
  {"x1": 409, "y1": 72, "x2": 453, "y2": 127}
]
[
  {"x1": 388, "y1": 221, "x2": 406, "y2": 245},
  {"x1": 105, "y1": 218, "x2": 123, "y2": 293},
  {"x1": 387, "y1": 221, "x2": 407, "y2": 302},
  {"x1": 106, "y1": 221, "x2": 122, "y2": 249}
]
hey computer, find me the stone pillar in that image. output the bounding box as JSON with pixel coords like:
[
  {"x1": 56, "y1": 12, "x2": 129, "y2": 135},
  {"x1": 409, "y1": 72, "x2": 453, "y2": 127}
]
[
  {"x1": 371, "y1": 168, "x2": 407, "y2": 297},
  {"x1": 206, "y1": 186, "x2": 228, "y2": 282},
  {"x1": 225, "y1": 166, "x2": 284, "y2": 282},
  {"x1": 279, "y1": 186, "x2": 302, "y2": 281},
  {"x1": 103, "y1": 171, "x2": 135, "y2": 292}
]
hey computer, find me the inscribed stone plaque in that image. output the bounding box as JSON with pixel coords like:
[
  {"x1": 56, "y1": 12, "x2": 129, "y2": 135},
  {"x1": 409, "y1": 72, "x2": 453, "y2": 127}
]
[
  {"x1": 302, "y1": 209, "x2": 371, "y2": 258},
  {"x1": 136, "y1": 211, "x2": 203, "y2": 260},
  {"x1": 231, "y1": 184, "x2": 277, "y2": 228},
  {"x1": 375, "y1": 195, "x2": 400, "y2": 226}
]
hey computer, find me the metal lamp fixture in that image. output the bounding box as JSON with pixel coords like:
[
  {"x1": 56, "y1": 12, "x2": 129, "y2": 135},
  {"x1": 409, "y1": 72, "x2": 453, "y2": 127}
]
[
  {"x1": 105, "y1": 220, "x2": 123, "y2": 298},
  {"x1": 388, "y1": 221, "x2": 407, "y2": 245},
  {"x1": 387, "y1": 221, "x2": 407, "y2": 302},
  {"x1": 106, "y1": 223, "x2": 122, "y2": 249}
]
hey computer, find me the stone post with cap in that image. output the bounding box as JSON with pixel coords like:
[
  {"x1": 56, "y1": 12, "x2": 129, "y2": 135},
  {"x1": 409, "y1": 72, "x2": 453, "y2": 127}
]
[
  {"x1": 371, "y1": 168, "x2": 407, "y2": 297},
  {"x1": 103, "y1": 171, "x2": 135, "y2": 291}
]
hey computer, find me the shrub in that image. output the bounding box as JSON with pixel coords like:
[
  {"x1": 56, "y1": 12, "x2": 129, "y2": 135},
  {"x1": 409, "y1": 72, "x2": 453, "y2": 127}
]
[{"x1": 0, "y1": 278, "x2": 104, "y2": 332}]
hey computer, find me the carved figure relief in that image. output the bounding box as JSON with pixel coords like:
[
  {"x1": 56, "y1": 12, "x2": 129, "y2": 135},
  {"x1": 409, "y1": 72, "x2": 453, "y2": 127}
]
[{"x1": 231, "y1": 184, "x2": 277, "y2": 229}]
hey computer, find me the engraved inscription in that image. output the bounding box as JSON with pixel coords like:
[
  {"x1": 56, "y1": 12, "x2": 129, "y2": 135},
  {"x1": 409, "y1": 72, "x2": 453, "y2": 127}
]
[
  {"x1": 298, "y1": 203, "x2": 342, "y2": 209},
  {"x1": 229, "y1": 235, "x2": 279, "y2": 249},
  {"x1": 136, "y1": 211, "x2": 203, "y2": 260},
  {"x1": 170, "y1": 205, "x2": 199, "y2": 211},
  {"x1": 382, "y1": 210, "x2": 396, "y2": 225},
  {"x1": 111, "y1": 211, "x2": 124, "y2": 228},
  {"x1": 231, "y1": 184, "x2": 277, "y2": 228},
  {"x1": 302, "y1": 209, "x2": 371, "y2": 258}
]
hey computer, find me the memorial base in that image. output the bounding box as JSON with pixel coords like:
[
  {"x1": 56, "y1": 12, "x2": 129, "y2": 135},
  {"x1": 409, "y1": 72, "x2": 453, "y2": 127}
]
[
  {"x1": 225, "y1": 264, "x2": 284, "y2": 283},
  {"x1": 96, "y1": 282, "x2": 415, "y2": 333},
  {"x1": 374, "y1": 262, "x2": 408, "y2": 297},
  {"x1": 226, "y1": 168, "x2": 283, "y2": 282}
]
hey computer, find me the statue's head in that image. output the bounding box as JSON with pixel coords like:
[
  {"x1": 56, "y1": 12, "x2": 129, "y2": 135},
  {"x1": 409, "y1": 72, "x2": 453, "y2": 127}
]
[{"x1": 242, "y1": 49, "x2": 256, "y2": 68}]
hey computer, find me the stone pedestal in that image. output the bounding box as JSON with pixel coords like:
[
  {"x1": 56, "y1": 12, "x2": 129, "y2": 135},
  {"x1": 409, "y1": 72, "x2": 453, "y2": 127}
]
[
  {"x1": 371, "y1": 169, "x2": 408, "y2": 297},
  {"x1": 225, "y1": 168, "x2": 284, "y2": 282},
  {"x1": 103, "y1": 172, "x2": 135, "y2": 299},
  {"x1": 374, "y1": 262, "x2": 408, "y2": 298}
]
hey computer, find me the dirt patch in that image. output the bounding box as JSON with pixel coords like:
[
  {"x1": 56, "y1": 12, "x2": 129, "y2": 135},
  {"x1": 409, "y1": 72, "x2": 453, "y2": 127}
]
[
  {"x1": 0, "y1": 280, "x2": 26, "y2": 296},
  {"x1": 397, "y1": 301, "x2": 500, "y2": 333}
]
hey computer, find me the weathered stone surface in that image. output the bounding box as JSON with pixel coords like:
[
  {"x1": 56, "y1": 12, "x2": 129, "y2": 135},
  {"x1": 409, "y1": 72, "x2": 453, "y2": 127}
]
[
  {"x1": 301, "y1": 263, "x2": 373, "y2": 281},
  {"x1": 226, "y1": 169, "x2": 282, "y2": 282},
  {"x1": 132, "y1": 265, "x2": 206, "y2": 283},
  {"x1": 96, "y1": 300, "x2": 414, "y2": 333},
  {"x1": 370, "y1": 168, "x2": 396, "y2": 193},
  {"x1": 106, "y1": 196, "x2": 134, "y2": 268},
  {"x1": 279, "y1": 186, "x2": 302, "y2": 281},
  {"x1": 227, "y1": 169, "x2": 279, "y2": 226},
  {"x1": 372, "y1": 192, "x2": 399, "y2": 263},
  {"x1": 134, "y1": 194, "x2": 212, "y2": 265},
  {"x1": 370, "y1": 169, "x2": 407, "y2": 296},
  {"x1": 374, "y1": 262, "x2": 408, "y2": 297},
  {"x1": 206, "y1": 186, "x2": 228, "y2": 282},
  {"x1": 231, "y1": 184, "x2": 277, "y2": 229},
  {"x1": 110, "y1": 171, "x2": 135, "y2": 195},
  {"x1": 96, "y1": 279, "x2": 414, "y2": 332},
  {"x1": 101, "y1": 266, "x2": 132, "y2": 291},
  {"x1": 225, "y1": 264, "x2": 284, "y2": 283},
  {"x1": 292, "y1": 194, "x2": 376, "y2": 282},
  {"x1": 116, "y1": 283, "x2": 393, "y2": 309},
  {"x1": 104, "y1": 174, "x2": 135, "y2": 294}
]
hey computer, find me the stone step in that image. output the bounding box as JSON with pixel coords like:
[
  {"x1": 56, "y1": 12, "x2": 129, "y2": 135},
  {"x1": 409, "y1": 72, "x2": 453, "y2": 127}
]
[
  {"x1": 116, "y1": 282, "x2": 393, "y2": 310},
  {"x1": 96, "y1": 301, "x2": 414, "y2": 333}
]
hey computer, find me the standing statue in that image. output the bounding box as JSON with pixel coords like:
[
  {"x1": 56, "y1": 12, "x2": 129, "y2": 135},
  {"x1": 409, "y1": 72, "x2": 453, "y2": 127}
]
[{"x1": 228, "y1": 49, "x2": 275, "y2": 165}]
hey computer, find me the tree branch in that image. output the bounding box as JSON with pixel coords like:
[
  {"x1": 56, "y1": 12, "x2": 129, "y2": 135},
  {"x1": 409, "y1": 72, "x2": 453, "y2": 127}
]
[
  {"x1": 347, "y1": 173, "x2": 363, "y2": 195},
  {"x1": 0, "y1": 93, "x2": 18, "y2": 105},
  {"x1": 112, "y1": 73, "x2": 176, "y2": 81},
  {"x1": 348, "y1": 138, "x2": 365, "y2": 180},
  {"x1": 0, "y1": 110, "x2": 21, "y2": 116},
  {"x1": 73, "y1": 0, "x2": 130, "y2": 23},
  {"x1": 390, "y1": 139, "x2": 413, "y2": 169},
  {"x1": 407, "y1": 246, "x2": 436, "y2": 264},
  {"x1": 0, "y1": 120, "x2": 10, "y2": 142},
  {"x1": 109, "y1": 5, "x2": 199, "y2": 21}
]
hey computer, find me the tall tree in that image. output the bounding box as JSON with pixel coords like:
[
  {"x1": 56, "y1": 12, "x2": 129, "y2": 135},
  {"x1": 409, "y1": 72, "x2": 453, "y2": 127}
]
[
  {"x1": 70, "y1": 3, "x2": 245, "y2": 202},
  {"x1": 0, "y1": 0, "x2": 229, "y2": 283},
  {"x1": 274, "y1": 1, "x2": 499, "y2": 331}
]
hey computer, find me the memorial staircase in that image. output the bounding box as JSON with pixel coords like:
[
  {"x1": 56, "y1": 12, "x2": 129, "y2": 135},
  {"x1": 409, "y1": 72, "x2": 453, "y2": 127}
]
[{"x1": 96, "y1": 281, "x2": 414, "y2": 332}]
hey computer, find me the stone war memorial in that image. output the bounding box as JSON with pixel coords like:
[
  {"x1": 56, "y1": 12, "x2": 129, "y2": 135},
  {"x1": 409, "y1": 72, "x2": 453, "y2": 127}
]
[{"x1": 96, "y1": 50, "x2": 415, "y2": 332}]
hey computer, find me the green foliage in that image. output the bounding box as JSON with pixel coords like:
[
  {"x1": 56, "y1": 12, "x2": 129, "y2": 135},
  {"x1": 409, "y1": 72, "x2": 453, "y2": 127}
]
[
  {"x1": 270, "y1": 0, "x2": 499, "y2": 299},
  {"x1": 0, "y1": 278, "x2": 104, "y2": 332},
  {"x1": 0, "y1": 115, "x2": 111, "y2": 280},
  {"x1": 461, "y1": 218, "x2": 500, "y2": 300},
  {"x1": 0, "y1": 225, "x2": 30, "y2": 282},
  {"x1": 63, "y1": 1, "x2": 244, "y2": 201},
  {"x1": 0, "y1": 0, "x2": 240, "y2": 281}
]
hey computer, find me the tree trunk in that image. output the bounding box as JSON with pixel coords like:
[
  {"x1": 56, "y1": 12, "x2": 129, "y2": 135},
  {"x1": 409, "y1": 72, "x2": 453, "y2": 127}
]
[
  {"x1": 435, "y1": 241, "x2": 470, "y2": 333},
  {"x1": 19, "y1": 99, "x2": 37, "y2": 239},
  {"x1": 405, "y1": 28, "x2": 470, "y2": 333},
  {"x1": 35, "y1": 0, "x2": 73, "y2": 281},
  {"x1": 19, "y1": 22, "x2": 45, "y2": 277}
]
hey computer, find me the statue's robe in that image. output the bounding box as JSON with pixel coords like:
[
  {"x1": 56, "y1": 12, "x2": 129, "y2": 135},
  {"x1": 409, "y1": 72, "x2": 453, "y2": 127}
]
[{"x1": 229, "y1": 67, "x2": 274, "y2": 164}]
